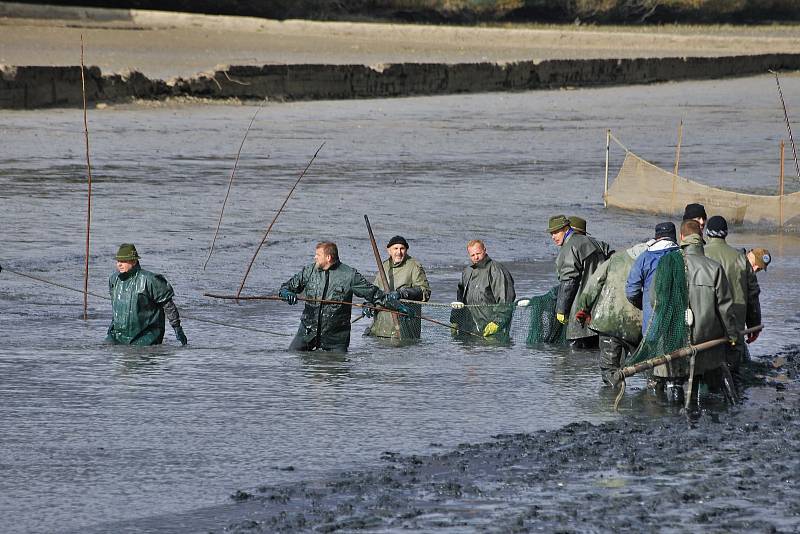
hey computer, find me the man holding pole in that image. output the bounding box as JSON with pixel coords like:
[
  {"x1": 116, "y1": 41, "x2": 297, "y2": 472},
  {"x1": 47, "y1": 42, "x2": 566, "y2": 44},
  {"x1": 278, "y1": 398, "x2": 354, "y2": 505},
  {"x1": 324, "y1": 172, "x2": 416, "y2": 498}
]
[
  {"x1": 279, "y1": 241, "x2": 407, "y2": 352},
  {"x1": 364, "y1": 235, "x2": 431, "y2": 339},
  {"x1": 107, "y1": 243, "x2": 188, "y2": 346}
]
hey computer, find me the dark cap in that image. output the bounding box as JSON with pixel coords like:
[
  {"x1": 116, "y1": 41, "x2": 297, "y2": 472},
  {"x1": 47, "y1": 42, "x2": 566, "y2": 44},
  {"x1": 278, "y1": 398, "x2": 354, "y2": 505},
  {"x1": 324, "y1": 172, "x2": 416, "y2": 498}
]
[
  {"x1": 568, "y1": 215, "x2": 587, "y2": 234},
  {"x1": 547, "y1": 215, "x2": 571, "y2": 233},
  {"x1": 654, "y1": 222, "x2": 677, "y2": 242},
  {"x1": 386, "y1": 235, "x2": 409, "y2": 249},
  {"x1": 705, "y1": 215, "x2": 728, "y2": 238},
  {"x1": 683, "y1": 203, "x2": 707, "y2": 221},
  {"x1": 115, "y1": 243, "x2": 140, "y2": 261}
]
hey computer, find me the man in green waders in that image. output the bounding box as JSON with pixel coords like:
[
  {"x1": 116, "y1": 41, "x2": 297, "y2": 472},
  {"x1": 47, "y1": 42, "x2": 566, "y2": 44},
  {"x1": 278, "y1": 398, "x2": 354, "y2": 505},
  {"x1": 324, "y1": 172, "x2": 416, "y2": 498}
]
[
  {"x1": 107, "y1": 244, "x2": 188, "y2": 346},
  {"x1": 364, "y1": 235, "x2": 431, "y2": 339},
  {"x1": 279, "y1": 241, "x2": 409, "y2": 352}
]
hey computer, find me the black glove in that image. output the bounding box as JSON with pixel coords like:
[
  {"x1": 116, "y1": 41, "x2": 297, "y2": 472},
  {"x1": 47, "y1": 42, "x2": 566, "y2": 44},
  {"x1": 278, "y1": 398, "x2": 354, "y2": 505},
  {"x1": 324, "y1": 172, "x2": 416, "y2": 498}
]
[
  {"x1": 362, "y1": 306, "x2": 375, "y2": 319},
  {"x1": 398, "y1": 286, "x2": 424, "y2": 301},
  {"x1": 174, "y1": 326, "x2": 188, "y2": 346},
  {"x1": 385, "y1": 290, "x2": 401, "y2": 303},
  {"x1": 395, "y1": 302, "x2": 415, "y2": 319},
  {"x1": 279, "y1": 288, "x2": 297, "y2": 305}
]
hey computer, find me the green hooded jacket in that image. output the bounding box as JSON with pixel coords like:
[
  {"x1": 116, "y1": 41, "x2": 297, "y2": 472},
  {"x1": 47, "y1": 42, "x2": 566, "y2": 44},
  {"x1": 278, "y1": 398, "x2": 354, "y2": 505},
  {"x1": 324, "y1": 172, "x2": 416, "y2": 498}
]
[
  {"x1": 367, "y1": 255, "x2": 431, "y2": 339},
  {"x1": 454, "y1": 255, "x2": 515, "y2": 335},
  {"x1": 281, "y1": 261, "x2": 387, "y2": 350},
  {"x1": 575, "y1": 242, "x2": 647, "y2": 345},
  {"x1": 555, "y1": 232, "x2": 609, "y2": 340},
  {"x1": 108, "y1": 264, "x2": 175, "y2": 345},
  {"x1": 652, "y1": 234, "x2": 738, "y2": 377},
  {"x1": 703, "y1": 236, "x2": 761, "y2": 336}
]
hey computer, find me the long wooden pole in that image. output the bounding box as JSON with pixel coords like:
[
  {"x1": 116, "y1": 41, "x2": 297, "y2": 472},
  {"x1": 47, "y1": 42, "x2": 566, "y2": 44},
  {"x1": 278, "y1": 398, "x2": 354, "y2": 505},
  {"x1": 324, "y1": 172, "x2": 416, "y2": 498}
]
[
  {"x1": 204, "y1": 292, "x2": 482, "y2": 338},
  {"x1": 204, "y1": 101, "x2": 265, "y2": 270},
  {"x1": 671, "y1": 119, "x2": 682, "y2": 215},
  {"x1": 364, "y1": 215, "x2": 401, "y2": 338},
  {"x1": 771, "y1": 70, "x2": 800, "y2": 181},
  {"x1": 603, "y1": 129, "x2": 610, "y2": 208},
  {"x1": 80, "y1": 35, "x2": 93, "y2": 321},
  {"x1": 612, "y1": 325, "x2": 763, "y2": 410},
  {"x1": 780, "y1": 140, "x2": 785, "y2": 227},
  {"x1": 236, "y1": 142, "x2": 325, "y2": 297}
]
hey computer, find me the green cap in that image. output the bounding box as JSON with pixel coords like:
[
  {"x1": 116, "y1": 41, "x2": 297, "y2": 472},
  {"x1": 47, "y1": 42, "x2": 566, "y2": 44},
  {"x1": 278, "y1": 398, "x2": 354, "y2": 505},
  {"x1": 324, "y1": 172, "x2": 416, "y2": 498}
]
[
  {"x1": 568, "y1": 215, "x2": 587, "y2": 234},
  {"x1": 547, "y1": 215, "x2": 570, "y2": 234},
  {"x1": 115, "y1": 243, "x2": 140, "y2": 261}
]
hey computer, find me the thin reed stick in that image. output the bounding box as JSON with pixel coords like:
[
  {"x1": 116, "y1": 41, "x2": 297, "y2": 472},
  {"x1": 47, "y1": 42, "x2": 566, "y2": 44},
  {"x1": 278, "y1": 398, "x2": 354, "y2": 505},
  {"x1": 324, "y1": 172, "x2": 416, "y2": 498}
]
[
  {"x1": 771, "y1": 70, "x2": 800, "y2": 181},
  {"x1": 236, "y1": 142, "x2": 325, "y2": 297},
  {"x1": 80, "y1": 35, "x2": 93, "y2": 321},
  {"x1": 203, "y1": 101, "x2": 266, "y2": 270}
]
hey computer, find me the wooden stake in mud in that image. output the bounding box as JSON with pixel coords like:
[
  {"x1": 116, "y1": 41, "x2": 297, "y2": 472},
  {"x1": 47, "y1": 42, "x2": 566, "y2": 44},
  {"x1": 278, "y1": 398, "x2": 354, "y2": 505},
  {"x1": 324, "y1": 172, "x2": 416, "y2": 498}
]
[
  {"x1": 204, "y1": 100, "x2": 266, "y2": 271},
  {"x1": 612, "y1": 325, "x2": 763, "y2": 410},
  {"x1": 603, "y1": 129, "x2": 610, "y2": 208},
  {"x1": 204, "y1": 292, "x2": 483, "y2": 338},
  {"x1": 364, "y1": 215, "x2": 401, "y2": 338},
  {"x1": 671, "y1": 119, "x2": 683, "y2": 215},
  {"x1": 770, "y1": 70, "x2": 800, "y2": 181},
  {"x1": 236, "y1": 142, "x2": 325, "y2": 298},
  {"x1": 80, "y1": 34, "x2": 93, "y2": 321},
  {"x1": 780, "y1": 140, "x2": 785, "y2": 227}
]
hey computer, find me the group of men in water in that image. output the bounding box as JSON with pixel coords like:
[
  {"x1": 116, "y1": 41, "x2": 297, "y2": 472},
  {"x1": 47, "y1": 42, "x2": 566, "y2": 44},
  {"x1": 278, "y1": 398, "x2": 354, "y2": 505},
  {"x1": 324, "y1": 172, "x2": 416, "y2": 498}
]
[{"x1": 87, "y1": 200, "x2": 769, "y2": 399}]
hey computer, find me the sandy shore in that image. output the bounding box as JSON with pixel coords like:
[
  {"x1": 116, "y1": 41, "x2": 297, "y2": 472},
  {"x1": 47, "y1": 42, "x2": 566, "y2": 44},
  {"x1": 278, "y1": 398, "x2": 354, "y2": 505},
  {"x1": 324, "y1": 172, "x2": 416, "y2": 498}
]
[{"x1": 3, "y1": 3, "x2": 800, "y2": 79}]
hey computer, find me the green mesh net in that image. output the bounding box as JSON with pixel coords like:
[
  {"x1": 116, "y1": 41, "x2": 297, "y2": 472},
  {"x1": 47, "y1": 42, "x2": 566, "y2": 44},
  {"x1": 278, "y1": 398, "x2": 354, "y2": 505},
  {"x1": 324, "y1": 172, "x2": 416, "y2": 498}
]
[
  {"x1": 625, "y1": 250, "x2": 689, "y2": 366},
  {"x1": 367, "y1": 286, "x2": 567, "y2": 345}
]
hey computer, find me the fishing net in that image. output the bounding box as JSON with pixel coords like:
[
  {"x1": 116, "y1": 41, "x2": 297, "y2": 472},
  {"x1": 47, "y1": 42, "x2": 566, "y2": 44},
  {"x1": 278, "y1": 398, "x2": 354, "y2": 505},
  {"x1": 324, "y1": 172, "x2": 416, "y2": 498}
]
[
  {"x1": 382, "y1": 286, "x2": 567, "y2": 345},
  {"x1": 625, "y1": 250, "x2": 689, "y2": 366},
  {"x1": 605, "y1": 133, "x2": 800, "y2": 227}
]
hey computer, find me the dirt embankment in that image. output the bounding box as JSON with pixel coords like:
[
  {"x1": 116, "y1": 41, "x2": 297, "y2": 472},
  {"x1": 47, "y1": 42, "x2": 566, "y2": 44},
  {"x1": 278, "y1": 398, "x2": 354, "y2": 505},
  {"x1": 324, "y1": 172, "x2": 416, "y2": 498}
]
[{"x1": 11, "y1": 0, "x2": 800, "y2": 24}]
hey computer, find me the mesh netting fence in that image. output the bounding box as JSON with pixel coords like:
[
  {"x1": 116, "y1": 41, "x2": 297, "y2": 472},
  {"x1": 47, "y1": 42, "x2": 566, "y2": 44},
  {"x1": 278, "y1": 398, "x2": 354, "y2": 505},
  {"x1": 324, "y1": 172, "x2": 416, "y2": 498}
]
[{"x1": 382, "y1": 286, "x2": 567, "y2": 345}]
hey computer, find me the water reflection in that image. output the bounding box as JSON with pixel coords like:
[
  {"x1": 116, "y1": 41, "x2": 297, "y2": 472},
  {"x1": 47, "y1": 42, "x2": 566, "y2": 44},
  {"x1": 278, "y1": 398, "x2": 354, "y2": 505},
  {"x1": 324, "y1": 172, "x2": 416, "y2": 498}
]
[{"x1": 298, "y1": 352, "x2": 352, "y2": 382}]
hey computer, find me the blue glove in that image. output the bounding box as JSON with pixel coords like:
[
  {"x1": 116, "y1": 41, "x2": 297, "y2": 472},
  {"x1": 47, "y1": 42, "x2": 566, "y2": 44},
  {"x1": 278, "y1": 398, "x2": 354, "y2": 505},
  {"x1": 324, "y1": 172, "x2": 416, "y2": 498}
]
[
  {"x1": 279, "y1": 288, "x2": 297, "y2": 305},
  {"x1": 362, "y1": 306, "x2": 375, "y2": 319},
  {"x1": 396, "y1": 302, "x2": 415, "y2": 319},
  {"x1": 174, "y1": 326, "x2": 188, "y2": 346},
  {"x1": 385, "y1": 290, "x2": 401, "y2": 303}
]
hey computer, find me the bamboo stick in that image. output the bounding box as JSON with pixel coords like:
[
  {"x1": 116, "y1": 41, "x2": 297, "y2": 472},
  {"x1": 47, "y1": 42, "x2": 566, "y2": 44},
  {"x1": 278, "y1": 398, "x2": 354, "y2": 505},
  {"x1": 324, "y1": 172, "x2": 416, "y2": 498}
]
[
  {"x1": 80, "y1": 35, "x2": 93, "y2": 321},
  {"x1": 671, "y1": 119, "x2": 682, "y2": 214},
  {"x1": 236, "y1": 142, "x2": 324, "y2": 297},
  {"x1": 204, "y1": 292, "x2": 483, "y2": 338},
  {"x1": 364, "y1": 215, "x2": 401, "y2": 338},
  {"x1": 780, "y1": 140, "x2": 785, "y2": 227},
  {"x1": 603, "y1": 129, "x2": 610, "y2": 208},
  {"x1": 204, "y1": 101, "x2": 266, "y2": 270}
]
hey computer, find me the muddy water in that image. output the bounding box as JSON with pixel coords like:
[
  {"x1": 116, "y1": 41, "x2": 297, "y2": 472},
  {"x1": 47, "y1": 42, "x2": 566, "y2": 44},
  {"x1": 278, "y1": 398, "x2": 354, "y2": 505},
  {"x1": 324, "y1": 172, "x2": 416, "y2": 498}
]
[{"x1": 1, "y1": 74, "x2": 799, "y2": 533}]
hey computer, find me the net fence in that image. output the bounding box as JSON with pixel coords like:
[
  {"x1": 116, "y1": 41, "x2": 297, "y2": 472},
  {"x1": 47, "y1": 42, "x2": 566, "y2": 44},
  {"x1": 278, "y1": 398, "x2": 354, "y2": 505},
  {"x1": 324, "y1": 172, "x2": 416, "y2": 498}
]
[
  {"x1": 383, "y1": 286, "x2": 567, "y2": 345},
  {"x1": 605, "y1": 133, "x2": 800, "y2": 227}
]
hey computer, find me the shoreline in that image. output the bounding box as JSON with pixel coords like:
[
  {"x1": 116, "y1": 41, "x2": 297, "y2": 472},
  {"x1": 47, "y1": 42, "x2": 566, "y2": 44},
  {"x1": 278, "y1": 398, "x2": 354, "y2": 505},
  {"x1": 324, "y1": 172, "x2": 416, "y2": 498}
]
[
  {"x1": 4, "y1": 3, "x2": 800, "y2": 108},
  {"x1": 4, "y1": 53, "x2": 800, "y2": 109}
]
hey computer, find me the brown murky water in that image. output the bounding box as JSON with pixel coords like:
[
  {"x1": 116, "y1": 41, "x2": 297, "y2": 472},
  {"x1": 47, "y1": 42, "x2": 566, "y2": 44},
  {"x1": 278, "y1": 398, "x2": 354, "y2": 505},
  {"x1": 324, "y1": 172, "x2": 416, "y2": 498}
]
[{"x1": 1, "y1": 73, "x2": 798, "y2": 533}]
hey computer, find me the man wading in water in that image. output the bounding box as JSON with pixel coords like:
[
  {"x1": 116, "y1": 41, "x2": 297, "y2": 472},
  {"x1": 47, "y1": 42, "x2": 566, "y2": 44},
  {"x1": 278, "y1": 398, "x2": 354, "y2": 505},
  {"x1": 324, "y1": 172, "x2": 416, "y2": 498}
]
[
  {"x1": 279, "y1": 241, "x2": 410, "y2": 352},
  {"x1": 107, "y1": 243, "x2": 188, "y2": 346}
]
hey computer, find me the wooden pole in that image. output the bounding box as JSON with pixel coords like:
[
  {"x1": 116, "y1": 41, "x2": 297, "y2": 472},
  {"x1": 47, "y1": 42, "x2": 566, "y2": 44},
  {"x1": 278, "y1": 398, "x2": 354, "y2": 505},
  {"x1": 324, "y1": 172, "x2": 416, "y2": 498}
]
[
  {"x1": 612, "y1": 325, "x2": 763, "y2": 410},
  {"x1": 671, "y1": 119, "x2": 682, "y2": 215},
  {"x1": 236, "y1": 142, "x2": 324, "y2": 298},
  {"x1": 204, "y1": 101, "x2": 266, "y2": 271},
  {"x1": 780, "y1": 140, "x2": 785, "y2": 227},
  {"x1": 80, "y1": 35, "x2": 93, "y2": 321},
  {"x1": 204, "y1": 293, "x2": 483, "y2": 338},
  {"x1": 364, "y1": 215, "x2": 401, "y2": 338},
  {"x1": 771, "y1": 70, "x2": 800, "y2": 181},
  {"x1": 603, "y1": 129, "x2": 610, "y2": 208}
]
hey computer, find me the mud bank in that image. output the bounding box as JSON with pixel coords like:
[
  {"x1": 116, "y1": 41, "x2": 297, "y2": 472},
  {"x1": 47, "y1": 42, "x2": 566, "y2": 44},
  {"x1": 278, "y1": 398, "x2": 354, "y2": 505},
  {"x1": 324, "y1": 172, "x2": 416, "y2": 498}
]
[
  {"x1": 86, "y1": 354, "x2": 800, "y2": 533},
  {"x1": 4, "y1": 53, "x2": 800, "y2": 109}
]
